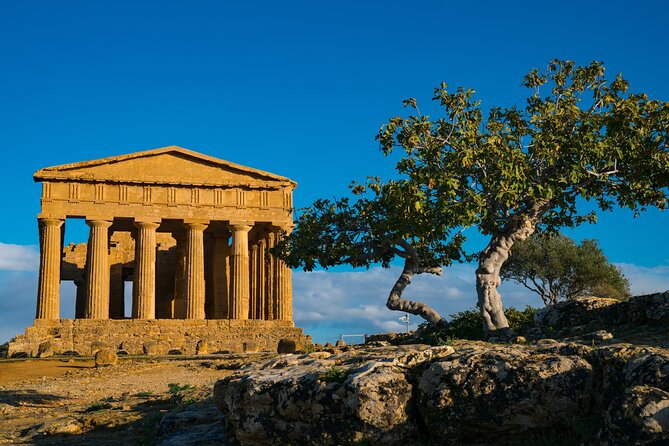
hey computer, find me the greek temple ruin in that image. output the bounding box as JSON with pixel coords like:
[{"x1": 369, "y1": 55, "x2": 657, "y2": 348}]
[{"x1": 8, "y1": 146, "x2": 309, "y2": 357}]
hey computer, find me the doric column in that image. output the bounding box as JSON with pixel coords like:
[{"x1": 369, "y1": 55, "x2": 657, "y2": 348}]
[
  {"x1": 212, "y1": 232, "x2": 230, "y2": 319},
  {"x1": 172, "y1": 231, "x2": 186, "y2": 318},
  {"x1": 84, "y1": 219, "x2": 113, "y2": 319},
  {"x1": 229, "y1": 222, "x2": 252, "y2": 319},
  {"x1": 36, "y1": 217, "x2": 64, "y2": 320},
  {"x1": 256, "y1": 238, "x2": 266, "y2": 320},
  {"x1": 74, "y1": 277, "x2": 85, "y2": 319},
  {"x1": 183, "y1": 220, "x2": 208, "y2": 319},
  {"x1": 249, "y1": 243, "x2": 258, "y2": 319},
  {"x1": 273, "y1": 225, "x2": 294, "y2": 321},
  {"x1": 265, "y1": 231, "x2": 276, "y2": 320},
  {"x1": 133, "y1": 220, "x2": 160, "y2": 319}
]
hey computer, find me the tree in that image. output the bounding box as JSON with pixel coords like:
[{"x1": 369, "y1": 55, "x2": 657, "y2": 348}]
[
  {"x1": 274, "y1": 177, "x2": 476, "y2": 325},
  {"x1": 377, "y1": 60, "x2": 669, "y2": 336},
  {"x1": 278, "y1": 60, "x2": 668, "y2": 337},
  {"x1": 500, "y1": 234, "x2": 630, "y2": 305}
]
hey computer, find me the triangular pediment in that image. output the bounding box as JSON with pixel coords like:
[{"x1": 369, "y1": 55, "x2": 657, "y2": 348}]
[{"x1": 34, "y1": 146, "x2": 296, "y2": 188}]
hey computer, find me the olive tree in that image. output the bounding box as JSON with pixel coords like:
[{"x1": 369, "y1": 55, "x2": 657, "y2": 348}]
[
  {"x1": 500, "y1": 233, "x2": 630, "y2": 305},
  {"x1": 378, "y1": 60, "x2": 669, "y2": 336}
]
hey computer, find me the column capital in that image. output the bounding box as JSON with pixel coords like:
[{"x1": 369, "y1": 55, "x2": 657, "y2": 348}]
[
  {"x1": 38, "y1": 217, "x2": 64, "y2": 228},
  {"x1": 86, "y1": 219, "x2": 113, "y2": 228},
  {"x1": 183, "y1": 220, "x2": 209, "y2": 232},
  {"x1": 134, "y1": 220, "x2": 160, "y2": 230},
  {"x1": 229, "y1": 221, "x2": 253, "y2": 231}
]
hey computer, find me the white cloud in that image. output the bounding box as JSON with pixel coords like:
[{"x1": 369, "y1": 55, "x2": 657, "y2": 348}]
[
  {"x1": 616, "y1": 263, "x2": 669, "y2": 295},
  {"x1": 0, "y1": 243, "x2": 39, "y2": 271}
]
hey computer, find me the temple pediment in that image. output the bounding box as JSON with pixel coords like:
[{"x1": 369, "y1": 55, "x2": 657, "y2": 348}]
[{"x1": 34, "y1": 146, "x2": 296, "y2": 188}]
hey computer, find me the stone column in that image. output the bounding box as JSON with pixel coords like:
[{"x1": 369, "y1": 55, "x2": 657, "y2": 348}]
[
  {"x1": 212, "y1": 232, "x2": 230, "y2": 319},
  {"x1": 74, "y1": 277, "x2": 86, "y2": 319},
  {"x1": 249, "y1": 243, "x2": 258, "y2": 319},
  {"x1": 84, "y1": 219, "x2": 113, "y2": 319},
  {"x1": 36, "y1": 217, "x2": 64, "y2": 320},
  {"x1": 265, "y1": 231, "x2": 276, "y2": 320},
  {"x1": 172, "y1": 232, "x2": 186, "y2": 318},
  {"x1": 256, "y1": 238, "x2": 266, "y2": 320},
  {"x1": 133, "y1": 220, "x2": 160, "y2": 319},
  {"x1": 229, "y1": 222, "x2": 252, "y2": 319},
  {"x1": 183, "y1": 220, "x2": 208, "y2": 319},
  {"x1": 273, "y1": 225, "x2": 294, "y2": 321}
]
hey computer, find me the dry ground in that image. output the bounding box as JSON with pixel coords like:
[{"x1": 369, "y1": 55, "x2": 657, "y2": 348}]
[{"x1": 0, "y1": 354, "x2": 269, "y2": 445}]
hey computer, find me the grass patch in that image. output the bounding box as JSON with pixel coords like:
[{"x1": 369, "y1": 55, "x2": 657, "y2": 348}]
[
  {"x1": 319, "y1": 365, "x2": 348, "y2": 383},
  {"x1": 167, "y1": 383, "x2": 193, "y2": 395}
]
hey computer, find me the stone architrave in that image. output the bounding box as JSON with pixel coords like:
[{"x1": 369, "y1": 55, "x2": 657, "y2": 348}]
[
  {"x1": 183, "y1": 220, "x2": 208, "y2": 319},
  {"x1": 84, "y1": 219, "x2": 113, "y2": 319},
  {"x1": 36, "y1": 217, "x2": 64, "y2": 320},
  {"x1": 230, "y1": 222, "x2": 252, "y2": 320},
  {"x1": 133, "y1": 220, "x2": 160, "y2": 319}
]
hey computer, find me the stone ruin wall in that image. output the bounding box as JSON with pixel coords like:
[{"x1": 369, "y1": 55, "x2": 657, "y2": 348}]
[{"x1": 8, "y1": 319, "x2": 311, "y2": 357}]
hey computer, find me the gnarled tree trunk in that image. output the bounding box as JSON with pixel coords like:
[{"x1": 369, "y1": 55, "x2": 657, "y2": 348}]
[
  {"x1": 476, "y1": 201, "x2": 549, "y2": 337},
  {"x1": 387, "y1": 258, "x2": 445, "y2": 325}
]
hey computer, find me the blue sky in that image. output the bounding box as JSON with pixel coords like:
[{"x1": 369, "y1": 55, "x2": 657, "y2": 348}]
[{"x1": 1, "y1": 1, "x2": 668, "y2": 344}]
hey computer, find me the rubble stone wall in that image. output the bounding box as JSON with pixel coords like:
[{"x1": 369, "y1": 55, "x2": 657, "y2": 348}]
[{"x1": 7, "y1": 319, "x2": 310, "y2": 357}]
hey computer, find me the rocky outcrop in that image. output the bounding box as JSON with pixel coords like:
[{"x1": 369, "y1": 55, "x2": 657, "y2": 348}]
[
  {"x1": 213, "y1": 340, "x2": 669, "y2": 445},
  {"x1": 535, "y1": 292, "x2": 669, "y2": 336},
  {"x1": 214, "y1": 345, "x2": 453, "y2": 445},
  {"x1": 417, "y1": 343, "x2": 593, "y2": 444}
]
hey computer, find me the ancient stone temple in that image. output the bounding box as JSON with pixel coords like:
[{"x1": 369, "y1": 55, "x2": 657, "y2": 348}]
[{"x1": 8, "y1": 146, "x2": 310, "y2": 357}]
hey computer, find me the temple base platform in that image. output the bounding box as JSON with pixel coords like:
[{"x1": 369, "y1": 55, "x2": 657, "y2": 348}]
[{"x1": 7, "y1": 319, "x2": 311, "y2": 357}]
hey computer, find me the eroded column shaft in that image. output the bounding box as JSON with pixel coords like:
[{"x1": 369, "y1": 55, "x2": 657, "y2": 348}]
[
  {"x1": 133, "y1": 221, "x2": 159, "y2": 319},
  {"x1": 212, "y1": 233, "x2": 230, "y2": 319},
  {"x1": 184, "y1": 221, "x2": 208, "y2": 319},
  {"x1": 36, "y1": 218, "x2": 64, "y2": 320},
  {"x1": 84, "y1": 219, "x2": 112, "y2": 319},
  {"x1": 230, "y1": 223, "x2": 252, "y2": 319}
]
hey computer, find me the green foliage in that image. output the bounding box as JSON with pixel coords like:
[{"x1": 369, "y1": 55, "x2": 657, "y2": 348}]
[
  {"x1": 380, "y1": 60, "x2": 669, "y2": 238},
  {"x1": 86, "y1": 401, "x2": 113, "y2": 412},
  {"x1": 274, "y1": 177, "x2": 473, "y2": 272},
  {"x1": 501, "y1": 233, "x2": 630, "y2": 305},
  {"x1": 167, "y1": 383, "x2": 193, "y2": 395},
  {"x1": 418, "y1": 306, "x2": 538, "y2": 343},
  {"x1": 319, "y1": 365, "x2": 348, "y2": 383}
]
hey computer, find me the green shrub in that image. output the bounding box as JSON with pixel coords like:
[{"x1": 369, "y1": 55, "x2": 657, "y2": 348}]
[
  {"x1": 319, "y1": 365, "x2": 348, "y2": 383},
  {"x1": 417, "y1": 306, "x2": 538, "y2": 344}
]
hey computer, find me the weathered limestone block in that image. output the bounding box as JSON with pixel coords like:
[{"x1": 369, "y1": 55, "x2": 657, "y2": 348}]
[
  {"x1": 214, "y1": 345, "x2": 455, "y2": 445},
  {"x1": 95, "y1": 348, "x2": 118, "y2": 366},
  {"x1": 277, "y1": 338, "x2": 300, "y2": 354},
  {"x1": 7, "y1": 319, "x2": 310, "y2": 358},
  {"x1": 144, "y1": 341, "x2": 166, "y2": 356},
  {"x1": 602, "y1": 385, "x2": 669, "y2": 445},
  {"x1": 90, "y1": 341, "x2": 109, "y2": 356},
  {"x1": 37, "y1": 341, "x2": 56, "y2": 358},
  {"x1": 417, "y1": 343, "x2": 593, "y2": 444}
]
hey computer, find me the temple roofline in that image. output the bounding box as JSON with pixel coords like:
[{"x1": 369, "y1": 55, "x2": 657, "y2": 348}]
[{"x1": 33, "y1": 145, "x2": 297, "y2": 188}]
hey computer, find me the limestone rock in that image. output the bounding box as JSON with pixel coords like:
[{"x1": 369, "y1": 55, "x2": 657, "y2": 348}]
[
  {"x1": 33, "y1": 417, "x2": 83, "y2": 436},
  {"x1": 213, "y1": 345, "x2": 452, "y2": 445},
  {"x1": 602, "y1": 385, "x2": 669, "y2": 445},
  {"x1": 156, "y1": 402, "x2": 225, "y2": 445},
  {"x1": 90, "y1": 341, "x2": 109, "y2": 355},
  {"x1": 95, "y1": 348, "x2": 118, "y2": 366},
  {"x1": 417, "y1": 343, "x2": 593, "y2": 444},
  {"x1": 335, "y1": 339, "x2": 346, "y2": 347},
  {"x1": 277, "y1": 338, "x2": 301, "y2": 354},
  {"x1": 143, "y1": 341, "x2": 164, "y2": 356},
  {"x1": 37, "y1": 341, "x2": 55, "y2": 358},
  {"x1": 535, "y1": 296, "x2": 621, "y2": 333}
]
